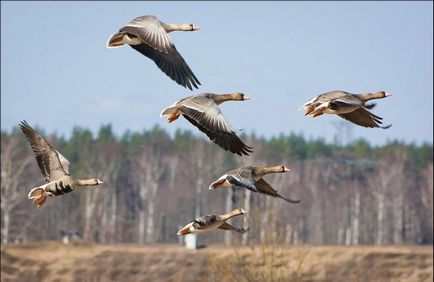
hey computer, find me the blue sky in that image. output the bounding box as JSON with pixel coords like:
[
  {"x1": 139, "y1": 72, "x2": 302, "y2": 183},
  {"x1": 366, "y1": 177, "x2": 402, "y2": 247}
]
[{"x1": 1, "y1": 1, "x2": 433, "y2": 145}]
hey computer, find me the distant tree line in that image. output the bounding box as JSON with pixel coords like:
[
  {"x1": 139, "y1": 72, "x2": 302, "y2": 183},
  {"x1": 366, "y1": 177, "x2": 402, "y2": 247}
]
[{"x1": 1, "y1": 124, "x2": 432, "y2": 246}]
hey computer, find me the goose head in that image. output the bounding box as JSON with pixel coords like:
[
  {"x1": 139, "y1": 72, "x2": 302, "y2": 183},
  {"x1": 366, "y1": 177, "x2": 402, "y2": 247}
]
[
  {"x1": 280, "y1": 166, "x2": 291, "y2": 173},
  {"x1": 232, "y1": 92, "x2": 250, "y2": 101},
  {"x1": 375, "y1": 91, "x2": 392, "y2": 98},
  {"x1": 190, "y1": 24, "x2": 200, "y2": 31},
  {"x1": 359, "y1": 91, "x2": 393, "y2": 101},
  {"x1": 236, "y1": 208, "x2": 248, "y2": 215},
  {"x1": 268, "y1": 165, "x2": 291, "y2": 173},
  {"x1": 92, "y1": 178, "x2": 104, "y2": 186},
  {"x1": 177, "y1": 23, "x2": 200, "y2": 31}
]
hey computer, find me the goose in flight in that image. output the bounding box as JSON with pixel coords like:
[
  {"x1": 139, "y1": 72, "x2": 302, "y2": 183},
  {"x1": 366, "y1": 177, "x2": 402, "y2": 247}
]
[
  {"x1": 210, "y1": 166, "x2": 300, "y2": 204},
  {"x1": 19, "y1": 121, "x2": 104, "y2": 208},
  {"x1": 107, "y1": 15, "x2": 201, "y2": 90},
  {"x1": 177, "y1": 208, "x2": 248, "y2": 236},
  {"x1": 161, "y1": 93, "x2": 253, "y2": 156},
  {"x1": 300, "y1": 90, "x2": 392, "y2": 129}
]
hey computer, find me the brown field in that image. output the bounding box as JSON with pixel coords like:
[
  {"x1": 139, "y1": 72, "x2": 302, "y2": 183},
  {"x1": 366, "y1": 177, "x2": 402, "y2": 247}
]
[{"x1": 1, "y1": 242, "x2": 432, "y2": 282}]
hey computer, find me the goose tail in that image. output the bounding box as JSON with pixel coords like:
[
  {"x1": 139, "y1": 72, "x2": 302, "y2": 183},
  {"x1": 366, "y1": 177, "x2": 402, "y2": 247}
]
[
  {"x1": 160, "y1": 102, "x2": 179, "y2": 117},
  {"x1": 177, "y1": 223, "x2": 193, "y2": 236},
  {"x1": 160, "y1": 107, "x2": 177, "y2": 117},
  {"x1": 209, "y1": 177, "x2": 228, "y2": 190},
  {"x1": 106, "y1": 32, "x2": 126, "y2": 48},
  {"x1": 28, "y1": 187, "x2": 46, "y2": 199}
]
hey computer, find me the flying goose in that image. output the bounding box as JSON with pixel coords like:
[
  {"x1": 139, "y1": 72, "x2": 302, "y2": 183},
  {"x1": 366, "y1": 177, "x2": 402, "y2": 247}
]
[
  {"x1": 177, "y1": 208, "x2": 248, "y2": 236},
  {"x1": 210, "y1": 166, "x2": 300, "y2": 204},
  {"x1": 300, "y1": 90, "x2": 392, "y2": 129},
  {"x1": 161, "y1": 93, "x2": 253, "y2": 156},
  {"x1": 107, "y1": 15, "x2": 201, "y2": 90},
  {"x1": 19, "y1": 121, "x2": 104, "y2": 208}
]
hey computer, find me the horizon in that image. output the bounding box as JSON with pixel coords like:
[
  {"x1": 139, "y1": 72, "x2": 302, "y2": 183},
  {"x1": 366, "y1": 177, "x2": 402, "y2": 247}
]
[{"x1": 4, "y1": 121, "x2": 433, "y2": 148}]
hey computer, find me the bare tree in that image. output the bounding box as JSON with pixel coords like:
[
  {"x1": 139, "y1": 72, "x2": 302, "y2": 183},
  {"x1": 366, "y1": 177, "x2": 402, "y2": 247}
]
[
  {"x1": 132, "y1": 140, "x2": 169, "y2": 244},
  {"x1": 82, "y1": 168, "x2": 104, "y2": 241},
  {"x1": 238, "y1": 138, "x2": 261, "y2": 246},
  {"x1": 97, "y1": 151, "x2": 121, "y2": 243},
  {"x1": 224, "y1": 186, "x2": 235, "y2": 245},
  {"x1": 368, "y1": 151, "x2": 407, "y2": 245},
  {"x1": 351, "y1": 190, "x2": 361, "y2": 245},
  {"x1": 1, "y1": 127, "x2": 432, "y2": 246},
  {"x1": 1, "y1": 135, "x2": 32, "y2": 244},
  {"x1": 133, "y1": 150, "x2": 148, "y2": 244},
  {"x1": 80, "y1": 143, "x2": 120, "y2": 242},
  {"x1": 421, "y1": 163, "x2": 433, "y2": 240},
  {"x1": 183, "y1": 140, "x2": 217, "y2": 218}
]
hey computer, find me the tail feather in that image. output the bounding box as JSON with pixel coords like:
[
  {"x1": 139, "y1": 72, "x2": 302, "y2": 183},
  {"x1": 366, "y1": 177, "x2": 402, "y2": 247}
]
[
  {"x1": 209, "y1": 178, "x2": 227, "y2": 190},
  {"x1": 160, "y1": 106, "x2": 179, "y2": 117},
  {"x1": 28, "y1": 187, "x2": 45, "y2": 199},
  {"x1": 177, "y1": 225, "x2": 192, "y2": 236},
  {"x1": 106, "y1": 32, "x2": 126, "y2": 48}
]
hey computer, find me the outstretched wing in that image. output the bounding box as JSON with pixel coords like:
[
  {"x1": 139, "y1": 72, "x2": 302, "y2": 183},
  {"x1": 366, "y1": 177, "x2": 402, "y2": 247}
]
[
  {"x1": 338, "y1": 107, "x2": 391, "y2": 129},
  {"x1": 179, "y1": 97, "x2": 253, "y2": 155},
  {"x1": 120, "y1": 15, "x2": 172, "y2": 53},
  {"x1": 130, "y1": 43, "x2": 200, "y2": 90},
  {"x1": 19, "y1": 121, "x2": 70, "y2": 182},
  {"x1": 218, "y1": 222, "x2": 248, "y2": 234},
  {"x1": 226, "y1": 175, "x2": 258, "y2": 192},
  {"x1": 255, "y1": 178, "x2": 300, "y2": 204}
]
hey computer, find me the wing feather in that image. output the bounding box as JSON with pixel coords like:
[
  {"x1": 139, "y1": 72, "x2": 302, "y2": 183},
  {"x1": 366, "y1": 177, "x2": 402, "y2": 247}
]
[
  {"x1": 130, "y1": 43, "x2": 200, "y2": 90},
  {"x1": 218, "y1": 222, "x2": 248, "y2": 234},
  {"x1": 178, "y1": 97, "x2": 252, "y2": 155},
  {"x1": 338, "y1": 107, "x2": 391, "y2": 129},
  {"x1": 255, "y1": 178, "x2": 300, "y2": 204},
  {"x1": 19, "y1": 121, "x2": 70, "y2": 182},
  {"x1": 120, "y1": 15, "x2": 172, "y2": 53}
]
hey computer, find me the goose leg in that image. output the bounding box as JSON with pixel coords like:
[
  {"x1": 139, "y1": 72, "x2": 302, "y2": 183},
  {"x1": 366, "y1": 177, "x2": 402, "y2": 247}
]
[
  {"x1": 36, "y1": 196, "x2": 47, "y2": 208},
  {"x1": 303, "y1": 106, "x2": 314, "y2": 116},
  {"x1": 32, "y1": 193, "x2": 43, "y2": 205},
  {"x1": 311, "y1": 111, "x2": 324, "y2": 117},
  {"x1": 309, "y1": 106, "x2": 326, "y2": 117}
]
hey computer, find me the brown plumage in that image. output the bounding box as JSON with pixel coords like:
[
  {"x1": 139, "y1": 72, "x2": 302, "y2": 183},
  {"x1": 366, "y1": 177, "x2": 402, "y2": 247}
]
[
  {"x1": 161, "y1": 93, "x2": 254, "y2": 156},
  {"x1": 19, "y1": 121, "x2": 103, "y2": 208},
  {"x1": 209, "y1": 166, "x2": 300, "y2": 204},
  {"x1": 177, "y1": 208, "x2": 248, "y2": 236},
  {"x1": 107, "y1": 15, "x2": 200, "y2": 90},
  {"x1": 300, "y1": 90, "x2": 392, "y2": 128}
]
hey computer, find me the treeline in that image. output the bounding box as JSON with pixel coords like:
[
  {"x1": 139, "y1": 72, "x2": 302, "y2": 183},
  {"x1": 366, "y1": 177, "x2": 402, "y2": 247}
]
[{"x1": 1, "y1": 124, "x2": 432, "y2": 246}]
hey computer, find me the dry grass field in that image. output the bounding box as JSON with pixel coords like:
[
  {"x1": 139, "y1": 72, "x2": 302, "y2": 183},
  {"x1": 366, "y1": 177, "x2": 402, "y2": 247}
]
[{"x1": 1, "y1": 242, "x2": 432, "y2": 282}]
